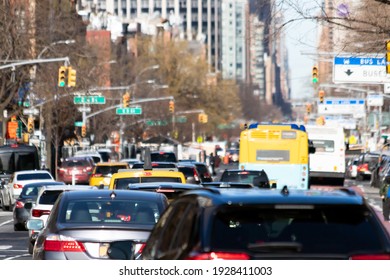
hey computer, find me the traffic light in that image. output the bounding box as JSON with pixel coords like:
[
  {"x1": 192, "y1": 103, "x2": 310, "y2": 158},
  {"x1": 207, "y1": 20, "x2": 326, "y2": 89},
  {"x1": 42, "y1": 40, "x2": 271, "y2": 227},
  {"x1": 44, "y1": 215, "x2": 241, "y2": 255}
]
[
  {"x1": 58, "y1": 66, "x2": 67, "y2": 87},
  {"x1": 319, "y1": 90, "x2": 325, "y2": 103},
  {"x1": 198, "y1": 113, "x2": 208, "y2": 123},
  {"x1": 306, "y1": 104, "x2": 311, "y2": 114},
  {"x1": 81, "y1": 125, "x2": 86, "y2": 137},
  {"x1": 123, "y1": 92, "x2": 130, "y2": 108},
  {"x1": 67, "y1": 66, "x2": 77, "y2": 87},
  {"x1": 312, "y1": 66, "x2": 319, "y2": 83},
  {"x1": 169, "y1": 100, "x2": 175, "y2": 113},
  {"x1": 27, "y1": 117, "x2": 34, "y2": 133},
  {"x1": 386, "y1": 40, "x2": 390, "y2": 74}
]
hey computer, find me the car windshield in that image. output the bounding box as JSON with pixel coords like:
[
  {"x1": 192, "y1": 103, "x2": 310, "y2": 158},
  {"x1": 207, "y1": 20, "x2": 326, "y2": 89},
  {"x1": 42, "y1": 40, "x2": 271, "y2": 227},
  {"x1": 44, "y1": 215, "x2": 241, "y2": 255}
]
[
  {"x1": 60, "y1": 199, "x2": 161, "y2": 225},
  {"x1": 211, "y1": 205, "x2": 385, "y2": 255}
]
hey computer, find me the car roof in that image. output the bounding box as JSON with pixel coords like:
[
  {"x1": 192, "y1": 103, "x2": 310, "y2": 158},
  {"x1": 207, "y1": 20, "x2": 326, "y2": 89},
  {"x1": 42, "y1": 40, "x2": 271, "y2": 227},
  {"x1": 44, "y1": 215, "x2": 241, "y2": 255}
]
[
  {"x1": 181, "y1": 187, "x2": 365, "y2": 206},
  {"x1": 128, "y1": 182, "x2": 202, "y2": 190},
  {"x1": 23, "y1": 181, "x2": 65, "y2": 188},
  {"x1": 95, "y1": 162, "x2": 129, "y2": 167},
  {"x1": 39, "y1": 185, "x2": 97, "y2": 192},
  {"x1": 13, "y1": 170, "x2": 51, "y2": 175},
  {"x1": 62, "y1": 189, "x2": 166, "y2": 200}
]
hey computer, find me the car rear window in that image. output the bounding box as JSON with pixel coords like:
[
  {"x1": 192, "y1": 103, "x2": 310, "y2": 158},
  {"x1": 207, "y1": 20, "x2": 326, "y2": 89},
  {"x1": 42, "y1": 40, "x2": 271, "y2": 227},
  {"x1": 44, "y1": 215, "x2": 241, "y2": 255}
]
[
  {"x1": 95, "y1": 166, "x2": 126, "y2": 175},
  {"x1": 194, "y1": 164, "x2": 209, "y2": 174},
  {"x1": 18, "y1": 173, "x2": 52, "y2": 180},
  {"x1": 211, "y1": 205, "x2": 386, "y2": 256},
  {"x1": 151, "y1": 152, "x2": 177, "y2": 162},
  {"x1": 62, "y1": 160, "x2": 90, "y2": 167},
  {"x1": 114, "y1": 177, "x2": 183, "y2": 189},
  {"x1": 38, "y1": 190, "x2": 64, "y2": 205},
  {"x1": 220, "y1": 171, "x2": 269, "y2": 187},
  {"x1": 132, "y1": 163, "x2": 177, "y2": 169},
  {"x1": 61, "y1": 200, "x2": 161, "y2": 224},
  {"x1": 178, "y1": 166, "x2": 196, "y2": 177}
]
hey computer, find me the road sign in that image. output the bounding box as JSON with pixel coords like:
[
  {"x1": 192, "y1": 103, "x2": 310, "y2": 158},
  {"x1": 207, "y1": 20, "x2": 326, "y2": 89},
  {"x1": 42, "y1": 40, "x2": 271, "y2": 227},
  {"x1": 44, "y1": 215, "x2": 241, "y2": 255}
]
[
  {"x1": 77, "y1": 107, "x2": 91, "y2": 113},
  {"x1": 333, "y1": 55, "x2": 390, "y2": 84},
  {"x1": 74, "y1": 96, "x2": 106, "y2": 104},
  {"x1": 74, "y1": 121, "x2": 84, "y2": 127},
  {"x1": 116, "y1": 107, "x2": 142, "y2": 115},
  {"x1": 175, "y1": 116, "x2": 187, "y2": 123},
  {"x1": 318, "y1": 98, "x2": 365, "y2": 116},
  {"x1": 145, "y1": 120, "x2": 168, "y2": 126},
  {"x1": 23, "y1": 108, "x2": 39, "y2": 116},
  {"x1": 367, "y1": 93, "x2": 384, "y2": 107}
]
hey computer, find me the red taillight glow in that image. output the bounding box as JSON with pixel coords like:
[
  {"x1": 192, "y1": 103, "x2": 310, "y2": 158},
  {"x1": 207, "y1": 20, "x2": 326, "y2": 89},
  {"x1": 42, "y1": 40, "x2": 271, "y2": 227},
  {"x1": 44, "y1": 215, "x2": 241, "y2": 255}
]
[
  {"x1": 44, "y1": 235, "x2": 86, "y2": 252},
  {"x1": 15, "y1": 201, "x2": 24, "y2": 208},
  {"x1": 91, "y1": 173, "x2": 102, "y2": 177},
  {"x1": 31, "y1": 209, "x2": 51, "y2": 217},
  {"x1": 85, "y1": 167, "x2": 93, "y2": 172},
  {"x1": 186, "y1": 252, "x2": 250, "y2": 260},
  {"x1": 350, "y1": 254, "x2": 390, "y2": 260},
  {"x1": 13, "y1": 184, "x2": 23, "y2": 189}
]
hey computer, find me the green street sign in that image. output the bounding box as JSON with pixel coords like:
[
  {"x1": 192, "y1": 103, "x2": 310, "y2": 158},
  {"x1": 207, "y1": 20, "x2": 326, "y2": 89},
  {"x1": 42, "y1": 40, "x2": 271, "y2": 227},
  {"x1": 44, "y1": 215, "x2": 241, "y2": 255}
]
[
  {"x1": 74, "y1": 96, "x2": 106, "y2": 104},
  {"x1": 175, "y1": 116, "x2": 187, "y2": 123},
  {"x1": 116, "y1": 107, "x2": 142, "y2": 115},
  {"x1": 146, "y1": 120, "x2": 168, "y2": 126},
  {"x1": 74, "y1": 121, "x2": 84, "y2": 127}
]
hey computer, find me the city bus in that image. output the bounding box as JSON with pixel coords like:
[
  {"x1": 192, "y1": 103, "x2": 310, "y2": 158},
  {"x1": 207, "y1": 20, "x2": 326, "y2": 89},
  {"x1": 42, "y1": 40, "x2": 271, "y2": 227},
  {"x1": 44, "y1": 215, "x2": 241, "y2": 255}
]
[
  {"x1": 305, "y1": 125, "x2": 345, "y2": 186},
  {"x1": 239, "y1": 123, "x2": 313, "y2": 189}
]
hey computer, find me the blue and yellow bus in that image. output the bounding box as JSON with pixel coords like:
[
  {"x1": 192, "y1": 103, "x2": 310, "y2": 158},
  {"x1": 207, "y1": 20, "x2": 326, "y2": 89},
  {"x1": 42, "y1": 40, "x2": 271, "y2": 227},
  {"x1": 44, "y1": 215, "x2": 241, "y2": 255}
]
[{"x1": 239, "y1": 123, "x2": 313, "y2": 189}]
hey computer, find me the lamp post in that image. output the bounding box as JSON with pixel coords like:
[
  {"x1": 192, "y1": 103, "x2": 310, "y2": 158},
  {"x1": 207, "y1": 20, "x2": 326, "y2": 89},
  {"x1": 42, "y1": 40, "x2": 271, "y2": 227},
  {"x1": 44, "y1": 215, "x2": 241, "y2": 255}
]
[{"x1": 133, "y1": 65, "x2": 160, "y2": 101}]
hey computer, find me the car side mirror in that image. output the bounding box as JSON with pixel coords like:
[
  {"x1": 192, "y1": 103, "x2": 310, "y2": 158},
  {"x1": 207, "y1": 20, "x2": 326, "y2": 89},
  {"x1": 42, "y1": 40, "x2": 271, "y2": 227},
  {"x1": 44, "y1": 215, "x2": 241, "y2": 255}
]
[
  {"x1": 98, "y1": 184, "x2": 105, "y2": 190},
  {"x1": 26, "y1": 219, "x2": 44, "y2": 231}
]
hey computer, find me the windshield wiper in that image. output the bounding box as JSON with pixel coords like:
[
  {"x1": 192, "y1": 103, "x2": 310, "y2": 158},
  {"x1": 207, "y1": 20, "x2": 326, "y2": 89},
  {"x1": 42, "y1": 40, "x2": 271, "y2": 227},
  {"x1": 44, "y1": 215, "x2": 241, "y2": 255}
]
[{"x1": 248, "y1": 242, "x2": 303, "y2": 252}]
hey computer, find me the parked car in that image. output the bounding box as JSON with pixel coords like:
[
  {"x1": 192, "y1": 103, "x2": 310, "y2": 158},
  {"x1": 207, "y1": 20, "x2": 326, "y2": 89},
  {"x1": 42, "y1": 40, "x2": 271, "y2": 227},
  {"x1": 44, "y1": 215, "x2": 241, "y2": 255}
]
[
  {"x1": 141, "y1": 187, "x2": 390, "y2": 260},
  {"x1": 27, "y1": 189, "x2": 168, "y2": 260},
  {"x1": 0, "y1": 170, "x2": 55, "y2": 211},
  {"x1": 219, "y1": 169, "x2": 271, "y2": 188},
  {"x1": 89, "y1": 162, "x2": 130, "y2": 189},
  {"x1": 27, "y1": 184, "x2": 96, "y2": 254},
  {"x1": 57, "y1": 156, "x2": 95, "y2": 184},
  {"x1": 13, "y1": 181, "x2": 65, "y2": 231}
]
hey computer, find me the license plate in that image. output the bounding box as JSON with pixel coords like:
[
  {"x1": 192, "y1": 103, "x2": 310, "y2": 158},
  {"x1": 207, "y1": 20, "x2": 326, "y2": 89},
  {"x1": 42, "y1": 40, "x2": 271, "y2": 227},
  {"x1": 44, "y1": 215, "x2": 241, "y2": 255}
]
[{"x1": 99, "y1": 243, "x2": 110, "y2": 258}]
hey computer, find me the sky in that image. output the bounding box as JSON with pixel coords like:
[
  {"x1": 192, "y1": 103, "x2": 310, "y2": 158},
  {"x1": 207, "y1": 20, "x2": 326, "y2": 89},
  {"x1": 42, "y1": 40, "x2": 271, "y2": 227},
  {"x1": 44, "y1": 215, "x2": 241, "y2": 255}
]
[{"x1": 282, "y1": 2, "x2": 320, "y2": 100}]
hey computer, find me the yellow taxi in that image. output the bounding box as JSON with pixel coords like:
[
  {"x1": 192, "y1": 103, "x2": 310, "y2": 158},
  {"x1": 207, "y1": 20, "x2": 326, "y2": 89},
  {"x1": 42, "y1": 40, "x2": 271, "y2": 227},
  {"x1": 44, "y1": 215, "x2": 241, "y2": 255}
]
[
  {"x1": 89, "y1": 162, "x2": 130, "y2": 188},
  {"x1": 108, "y1": 169, "x2": 186, "y2": 190}
]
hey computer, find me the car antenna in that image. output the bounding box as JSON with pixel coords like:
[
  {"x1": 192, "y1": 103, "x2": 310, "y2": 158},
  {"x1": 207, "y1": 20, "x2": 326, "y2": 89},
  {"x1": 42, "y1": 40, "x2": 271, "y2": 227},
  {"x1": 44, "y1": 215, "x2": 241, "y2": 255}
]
[{"x1": 143, "y1": 147, "x2": 153, "y2": 170}]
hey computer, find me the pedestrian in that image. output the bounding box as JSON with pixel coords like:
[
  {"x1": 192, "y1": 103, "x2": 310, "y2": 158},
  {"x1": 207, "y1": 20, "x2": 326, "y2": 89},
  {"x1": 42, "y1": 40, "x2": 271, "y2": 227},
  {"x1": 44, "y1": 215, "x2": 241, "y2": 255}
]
[
  {"x1": 209, "y1": 152, "x2": 216, "y2": 176},
  {"x1": 379, "y1": 177, "x2": 390, "y2": 221}
]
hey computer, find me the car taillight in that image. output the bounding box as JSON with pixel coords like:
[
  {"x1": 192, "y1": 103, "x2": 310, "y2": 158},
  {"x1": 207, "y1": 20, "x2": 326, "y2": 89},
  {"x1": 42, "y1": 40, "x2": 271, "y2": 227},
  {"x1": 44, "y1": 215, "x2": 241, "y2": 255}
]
[
  {"x1": 350, "y1": 254, "x2": 390, "y2": 260},
  {"x1": 58, "y1": 168, "x2": 66, "y2": 173},
  {"x1": 186, "y1": 252, "x2": 250, "y2": 260},
  {"x1": 193, "y1": 170, "x2": 200, "y2": 181},
  {"x1": 13, "y1": 184, "x2": 23, "y2": 189},
  {"x1": 84, "y1": 166, "x2": 93, "y2": 172},
  {"x1": 134, "y1": 243, "x2": 146, "y2": 255},
  {"x1": 91, "y1": 173, "x2": 102, "y2": 177},
  {"x1": 44, "y1": 234, "x2": 86, "y2": 252},
  {"x1": 15, "y1": 201, "x2": 24, "y2": 208},
  {"x1": 31, "y1": 209, "x2": 51, "y2": 217}
]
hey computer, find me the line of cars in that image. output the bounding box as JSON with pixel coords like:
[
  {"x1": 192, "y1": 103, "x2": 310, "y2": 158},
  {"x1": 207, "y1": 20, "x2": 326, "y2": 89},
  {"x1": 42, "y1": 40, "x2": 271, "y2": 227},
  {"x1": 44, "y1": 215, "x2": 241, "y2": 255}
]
[{"x1": 9, "y1": 148, "x2": 390, "y2": 260}]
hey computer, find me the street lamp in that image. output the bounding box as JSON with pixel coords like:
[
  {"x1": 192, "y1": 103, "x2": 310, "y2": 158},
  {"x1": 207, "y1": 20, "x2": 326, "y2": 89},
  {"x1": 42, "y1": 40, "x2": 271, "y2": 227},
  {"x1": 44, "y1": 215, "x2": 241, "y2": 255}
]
[
  {"x1": 37, "y1": 39, "x2": 76, "y2": 59},
  {"x1": 133, "y1": 65, "x2": 160, "y2": 101}
]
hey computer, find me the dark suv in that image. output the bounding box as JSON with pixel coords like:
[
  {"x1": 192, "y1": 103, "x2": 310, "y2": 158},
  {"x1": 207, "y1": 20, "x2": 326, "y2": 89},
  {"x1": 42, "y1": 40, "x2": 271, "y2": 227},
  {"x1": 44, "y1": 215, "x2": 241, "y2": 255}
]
[{"x1": 141, "y1": 187, "x2": 390, "y2": 260}]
